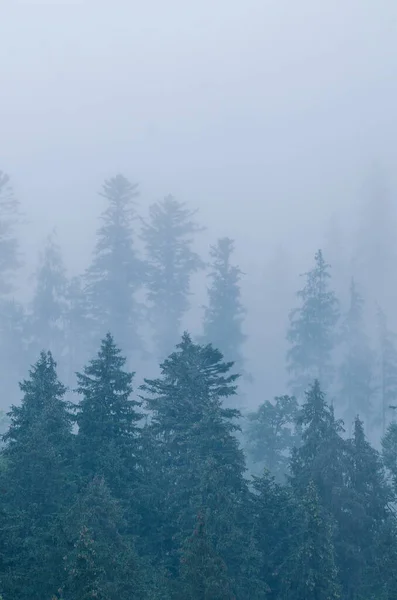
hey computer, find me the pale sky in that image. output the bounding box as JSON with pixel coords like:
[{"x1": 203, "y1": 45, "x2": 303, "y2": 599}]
[{"x1": 1, "y1": 0, "x2": 397, "y2": 275}]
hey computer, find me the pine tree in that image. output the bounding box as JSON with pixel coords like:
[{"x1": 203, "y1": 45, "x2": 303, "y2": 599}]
[
  {"x1": 340, "y1": 417, "x2": 394, "y2": 599},
  {"x1": 85, "y1": 175, "x2": 144, "y2": 360},
  {"x1": 377, "y1": 306, "x2": 397, "y2": 435},
  {"x1": 282, "y1": 481, "x2": 341, "y2": 600},
  {"x1": 246, "y1": 394, "x2": 299, "y2": 481},
  {"x1": 177, "y1": 512, "x2": 235, "y2": 600},
  {"x1": 140, "y1": 333, "x2": 265, "y2": 598},
  {"x1": 27, "y1": 231, "x2": 68, "y2": 364},
  {"x1": 382, "y1": 422, "x2": 397, "y2": 494},
  {"x1": 1, "y1": 351, "x2": 74, "y2": 599},
  {"x1": 251, "y1": 469, "x2": 295, "y2": 600},
  {"x1": 290, "y1": 380, "x2": 346, "y2": 514},
  {"x1": 141, "y1": 195, "x2": 204, "y2": 359},
  {"x1": 339, "y1": 279, "x2": 374, "y2": 432},
  {"x1": 201, "y1": 237, "x2": 246, "y2": 377},
  {"x1": 61, "y1": 476, "x2": 147, "y2": 600},
  {"x1": 74, "y1": 333, "x2": 143, "y2": 502},
  {"x1": 287, "y1": 250, "x2": 340, "y2": 397}
]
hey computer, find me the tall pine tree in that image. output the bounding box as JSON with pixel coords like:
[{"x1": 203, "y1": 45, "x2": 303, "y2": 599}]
[
  {"x1": 74, "y1": 333, "x2": 143, "y2": 504},
  {"x1": 141, "y1": 333, "x2": 266, "y2": 598},
  {"x1": 141, "y1": 195, "x2": 204, "y2": 359},
  {"x1": 85, "y1": 175, "x2": 144, "y2": 360},
  {"x1": 377, "y1": 306, "x2": 397, "y2": 435},
  {"x1": 1, "y1": 351, "x2": 74, "y2": 600},
  {"x1": 201, "y1": 237, "x2": 246, "y2": 377},
  {"x1": 287, "y1": 250, "x2": 339, "y2": 397}
]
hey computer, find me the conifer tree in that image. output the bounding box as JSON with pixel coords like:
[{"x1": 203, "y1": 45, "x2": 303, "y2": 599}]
[
  {"x1": 177, "y1": 512, "x2": 235, "y2": 600},
  {"x1": 85, "y1": 175, "x2": 144, "y2": 360},
  {"x1": 377, "y1": 306, "x2": 397, "y2": 434},
  {"x1": 1, "y1": 351, "x2": 74, "y2": 600},
  {"x1": 340, "y1": 417, "x2": 394, "y2": 599},
  {"x1": 282, "y1": 481, "x2": 341, "y2": 600},
  {"x1": 75, "y1": 333, "x2": 143, "y2": 502},
  {"x1": 201, "y1": 237, "x2": 246, "y2": 376},
  {"x1": 287, "y1": 250, "x2": 339, "y2": 397},
  {"x1": 141, "y1": 333, "x2": 265, "y2": 598},
  {"x1": 246, "y1": 394, "x2": 299, "y2": 480},
  {"x1": 27, "y1": 232, "x2": 68, "y2": 364},
  {"x1": 61, "y1": 476, "x2": 147, "y2": 600},
  {"x1": 289, "y1": 380, "x2": 346, "y2": 513},
  {"x1": 339, "y1": 279, "x2": 374, "y2": 431},
  {"x1": 141, "y1": 196, "x2": 204, "y2": 359},
  {"x1": 382, "y1": 422, "x2": 397, "y2": 494}
]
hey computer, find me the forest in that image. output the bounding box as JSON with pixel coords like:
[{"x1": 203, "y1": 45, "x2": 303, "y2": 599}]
[{"x1": 0, "y1": 169, "x2": 396, "y2": 599}]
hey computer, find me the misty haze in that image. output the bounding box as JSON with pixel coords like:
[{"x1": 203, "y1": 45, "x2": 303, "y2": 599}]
[{"x1": 0, "y1": 1, "x2": 397, "y2": 598}]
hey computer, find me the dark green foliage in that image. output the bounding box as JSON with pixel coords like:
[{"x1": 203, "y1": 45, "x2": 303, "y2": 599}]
[
  {"x1": 85, "y1": 175, "x2": 144, "y2": 359},
  {"x1": 382, "y1": 422, "x2": 397, "y2": 493},
  {"x1": 141, "y1": 196, "x2": 204, "y2": 359},
  {"x1": 140, "y1": 333, "x2": 266, "y2": 598},
  {"x1": 61, "y1": 476, "x2": 147, "y2": 600},
  {"x1": 1, "y1": 351, "x2": 74, "y2": 599},
  {"x1": 287, "y1": 250, "x2": 340, "y2": 397},
  {"x1": 282, "y1": 481, "x2": 341, "y2": 600},
  {"x1": 201, "y1": 237, "x2": 246, "y2": 377},
  {"x1": 339, "y1": 279, "x2": 374, "y2": 430},
  {"x1": 290, "y1": 380, "x2": 346, "y2": 510},
  {"x1": 74, "y1": 333, "x2": 143, "y2": 499},
  {"x1": 177, "y1": 512, "x2": 235, "y2": 600},
  {"x1": 246, "y1": 394, "x2": 299, "y2": 481}
]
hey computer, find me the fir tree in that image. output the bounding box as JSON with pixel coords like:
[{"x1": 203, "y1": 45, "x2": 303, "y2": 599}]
[
  {"x1": 377, "y1": 306, "x2": 397, "y2": 435},
  {"x1": 177, "y1": 512, "x2": 235, "y2": 600},
  {"x1": 1, "y1": 351, "x2": 74, "y2": 599},
  {"x1": 282, "y1": 481, "x2": 341, "y2": 600},
  {"x1": 287, "y1": 250, "x2": 339, "y2": 397},
  {"x1": 61, "y1": 476, "x2": 147, "y2": 600},
  {"x1": 340, "y1": 417, "x2": 394, "y2": 599},
  {"x1": 141, "y1": 195, "x2": 204, "y2": 359},
  {"x1": 246, "y1": 394, "x2": 299, "y2": 481},
  {"x1": 74, "y1": 333, "x2": 143, "y2": 501},
  {"x1": 85, "y1": 175, "x2": 144, "y2": 360},
  {"x1": 201, "y1": 237, "x2": 246, "y2": 377},
  {"x1": 140, "y1": 333, "x2": 265, "y2": 598},
  {"x1": 27, "y1": 231, "x2": 68, "y2": 363},
  {"x1": 382, "y1": 422, "x2": 397, "y2": 494},
  {"x1": 339, "y1": 278, "x2": 374, "y2": 432},
  {"x1": 289, "y1": 380, "x2": 347, "y2": 514}
]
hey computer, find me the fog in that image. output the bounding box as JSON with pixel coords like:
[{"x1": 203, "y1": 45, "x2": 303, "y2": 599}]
[{"x1": 2, "y1": 1, "x2": 397, "y2": 407}]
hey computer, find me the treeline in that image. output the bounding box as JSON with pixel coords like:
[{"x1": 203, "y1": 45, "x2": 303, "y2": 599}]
[{"x1": 0, "y1": 332, "x2": 396, "y2": 598}]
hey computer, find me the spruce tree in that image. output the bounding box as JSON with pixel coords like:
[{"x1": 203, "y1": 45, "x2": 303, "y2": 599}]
[
  {"x1": 85, "y1": 175, "x2": 144, "y2": 360},
  {"x1": 340, "y1": 417, "x2": 394, "y2": 599},
  {"x1": 1, "y1": 351, "x2": 74, "y2": 599},
  {"x1": 246, "y1": 394, "x2": 299, "y2": 481},
  {"x1": 74, "y1": 333, "x2": 143, "y2": 502},
  {"x1": 141, "y1": 333, "x2": 265, "y2": 598},
  {"x1": 339, "y1": 279, "x2": 374, "y2": 432},
  {"x1": 60, "y1": 476, "x2": 147, "y2": 600},
  {"x1": 382, "y1": 422, "x2": 397, "y2": 494},
  {"x1": 141, "y1": 195, "x2": 204, "y2": 359},
  {"x1": 27, "y1": 231, "x2": 68, "y2": 364},
  {"x1": 282, "y1": 481, "x2": 341, "y2": 600},
  {"x1": 177, "y1": 512, "x2": 235, "y2": 600},
  {"x1": 201, "y1": 237, "x2": 246, "y2": 377},
  {"x1": 377, "y1": 306, "x2": 397, "y2": 435},
  {"x1": 289, "y1": 380, "x2": 347, "y2": 515},
  {"x1": 287, "y1": 250, "x2": 339, "y2": 397}
]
